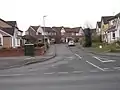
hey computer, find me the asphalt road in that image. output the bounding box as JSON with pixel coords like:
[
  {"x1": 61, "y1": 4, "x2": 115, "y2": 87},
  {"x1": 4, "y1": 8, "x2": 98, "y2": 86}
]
[{"x1": 0, "y1": 44, "x2": 120, "y2": 90}]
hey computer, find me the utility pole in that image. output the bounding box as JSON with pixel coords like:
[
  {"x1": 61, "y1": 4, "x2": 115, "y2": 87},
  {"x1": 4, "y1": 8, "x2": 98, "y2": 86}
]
[{"x1": 43, "y1": 15, "x2": 47, "y2": 51}]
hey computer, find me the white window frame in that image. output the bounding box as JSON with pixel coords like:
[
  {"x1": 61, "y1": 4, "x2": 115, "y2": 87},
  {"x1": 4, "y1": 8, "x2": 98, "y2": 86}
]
[
  {"x1": 112, "y1": 32, "x2": 115, "y2": 39},
  {"x1": 71, "y1": 33, "x2": 75, "y2": 36},
  {"x1": 17, "y1": 38, "x2": 20, "y2": 45}
]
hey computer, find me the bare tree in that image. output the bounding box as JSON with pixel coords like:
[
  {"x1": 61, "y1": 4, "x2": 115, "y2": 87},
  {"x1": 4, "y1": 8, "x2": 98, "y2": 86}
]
[
  {"x1": 83, "y1": 21, "x2": 92, "y2": 47},
  {"x1": 83, "y1": 21, "x2": 93, "y2": 29}
]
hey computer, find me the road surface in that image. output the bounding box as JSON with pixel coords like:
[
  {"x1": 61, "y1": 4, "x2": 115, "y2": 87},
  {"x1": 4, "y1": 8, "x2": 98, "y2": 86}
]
[{"x1": 0, "y1": 44, "x2": 120, "y2": 90}]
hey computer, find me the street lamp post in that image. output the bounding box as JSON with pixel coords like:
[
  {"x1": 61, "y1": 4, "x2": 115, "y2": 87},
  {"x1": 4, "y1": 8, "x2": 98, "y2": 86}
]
[{"x1": 43, "y1": 15, "x2": 47, "y2": 51}]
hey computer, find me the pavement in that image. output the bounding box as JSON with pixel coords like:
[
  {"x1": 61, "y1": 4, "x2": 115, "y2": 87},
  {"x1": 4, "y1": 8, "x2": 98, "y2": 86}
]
[
  {"x1": 0, "y1": 44, "x2": 120, "y2": 90},
  {"x1": 0, "y1": 45, "x2": 56, "y2": 70},
  {"x1": 76, "y1": 43, "x2": 120, "y2": 57}
]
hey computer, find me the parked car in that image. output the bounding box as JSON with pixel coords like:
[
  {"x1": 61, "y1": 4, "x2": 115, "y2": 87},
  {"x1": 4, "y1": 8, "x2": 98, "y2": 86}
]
[{"x1": 68, "y1": 40, "x2": 75, "y2": 46}]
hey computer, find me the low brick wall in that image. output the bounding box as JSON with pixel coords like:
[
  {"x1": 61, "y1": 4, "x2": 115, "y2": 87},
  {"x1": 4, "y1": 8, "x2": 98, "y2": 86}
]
[
  {"x1": 0, "y1": 46, "x2": 45, "y2": 57},
  {"x1": 35, "y1": 47, "x2": 45, "y2": 56},
  {"x1": 0, "y1": 48, "x2": 24, "y2": 57}
]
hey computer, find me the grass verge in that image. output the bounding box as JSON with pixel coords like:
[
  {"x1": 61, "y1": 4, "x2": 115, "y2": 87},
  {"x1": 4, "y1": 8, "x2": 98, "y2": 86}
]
[{"x1": 92, "y1": 42, "x2": 120, "y2": 53}]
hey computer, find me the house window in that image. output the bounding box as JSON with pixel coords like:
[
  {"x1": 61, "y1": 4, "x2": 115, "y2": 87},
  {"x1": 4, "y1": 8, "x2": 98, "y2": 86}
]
[
  {"x1": 48, "y1": 32, "x2": 51, "y2": 35},
  {"x1": 38, "y1": 32, "x2": 41, "y2": 35},
  {"x1": 112, "y1": 32, "x2": 115, "y2": 39},
  {"x1": 72, "y1": 33, "x2": 75, "y2": 36},
  {"x1": 61, "y1": 32, "x2": 65, "y2": 35},
  {"x1": 0, "y1": 38, "x2": 1, "y2": 45},
  {"x1": 17, "y1": 38, "x2": 20, "y2": 45}
]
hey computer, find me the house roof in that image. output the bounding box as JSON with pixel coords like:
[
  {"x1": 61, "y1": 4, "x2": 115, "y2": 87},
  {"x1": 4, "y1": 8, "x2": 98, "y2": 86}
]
[
  {"x1": 0, "y1": 18, "x2": 12, "y2": 28},
  {"x1": 31, "y1": 26, "x2": 39, "y2": 31},
  {"x1": 1, "y1": 28, "x2": 14, "y2": 36},
  {"x1": 18, "y1": 30, "x2": 23, "y2": 32},
  {"x1": 52, "y1": 27, "x2": 62, "y2": 32},
  {"x1": 101, "y1": 16, "x2": 114, "y2": 24},
  {"x1": 41, "y1": 27, "x2": 55, "y2": 32},
  {"x1": 6, "y1": 21, "x2": 16, "y2": 27},
  {"x1": 115, "y1": 12, "x2": 120, "y2": 17},
  {"x1": 52, "y1": 26, "x2": 82, "y2": 33},
  {"x1": 0, "y1": 18, "x2": 19, "y2": 29},
  {"x1": 64, "y1": 27, "x2": 80, "y2": 33},
  {"x1": 97, "y1": 22, "x2": 101, "y2": 28},
  {"x1": 106, "y1": 13, "x2": 120, "y2": 21}
]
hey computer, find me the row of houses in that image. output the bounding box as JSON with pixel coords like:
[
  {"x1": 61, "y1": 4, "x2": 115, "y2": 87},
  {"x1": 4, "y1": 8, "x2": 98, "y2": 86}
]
[
  {"x1": 24, "y1": 26, "x2": 84, "y2": 44},
  {"x1": 95, "y1": 12, "x2": 120, "y2": 44},
  {"x1": 0, "y1": 18, "x2": 23, "y2": 48},
  {"x1": 0, "y1": 17, "x2": 85, "y2": 48}
]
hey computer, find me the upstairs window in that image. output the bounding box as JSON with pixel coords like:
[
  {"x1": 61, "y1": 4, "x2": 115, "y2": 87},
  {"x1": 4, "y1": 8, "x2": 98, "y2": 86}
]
[
  {"x1": 61, "y1": 32, "x2": 65, "y2": 35},
  {"x1": 0, "y1": 38, "x2": 1, "y2": 45},
  {"x1": 112, "y1": 32, "x2": 115, "y2": 39},
  {"x1": 38, "y1": 32, "x2": 41, "y2": 35},
  {"x1": 71, "y1": 33, "x2": 75, "y2": 36}
]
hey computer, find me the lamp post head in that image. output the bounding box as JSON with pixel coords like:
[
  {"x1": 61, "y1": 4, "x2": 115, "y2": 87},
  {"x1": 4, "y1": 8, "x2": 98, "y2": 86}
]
[{"x1": 43, "y1": 15, "x2": 47, "y2": 18}]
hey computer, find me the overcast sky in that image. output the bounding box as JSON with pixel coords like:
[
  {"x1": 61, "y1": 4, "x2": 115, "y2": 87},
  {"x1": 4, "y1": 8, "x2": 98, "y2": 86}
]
[{"x1": 0, "y1": 0, "x2": 120, "y2": 31}]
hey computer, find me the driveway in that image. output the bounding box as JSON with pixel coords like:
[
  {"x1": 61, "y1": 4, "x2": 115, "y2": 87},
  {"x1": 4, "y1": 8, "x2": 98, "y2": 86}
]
[{"x1": 0, "y1": 44, "x2": 120, "y2": 90}]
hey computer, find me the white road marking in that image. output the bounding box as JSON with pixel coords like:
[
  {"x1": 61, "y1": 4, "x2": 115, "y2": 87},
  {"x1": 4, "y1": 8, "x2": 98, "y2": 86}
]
[
  {"x1": 113, "y1": 67, "x2": 120, "y2": 69},
  {"x1": 29, "y1": 69, "x2": 38, "y2": 71},
  {"x1": 89, "y1": 70, "x2": 99, "y2": 72},
  {"x1": 0, "y1": 74, "x2": 25, "y2": 77},
  {"x1": 86, "y1": 60, "x2": 105, "y2": 71},
  {"x1": 93, "y1": 56, "x2": 103, "y2": 62},
  {"x1": 75, "y1": 54, "x2": 82, "y2": 59},
  {"x1": 44, "y1": 72, "x2": 55, "y2": 75},
  {"x1": 103, "y1": 68, "x2": 109, "y2": 70},
  {"x1": 103, "y1": 60, "x2": 116, "y2": 63},
  {"x1": 72, "y1": 71, "x2": 83, "y2": 73},
  {"x1": 68, "y1": 59, "x2": 73, "y2": 61},
  {"x1": 93, "y1": 56, "x2": 116, "y2": 63},
  {"x1": 29, "y1": 67, "x2": 48, "y2": 71},
  {"x1": 58, "y1": 72, "x2": 68, "y2": 74},
  {"x1": 66, "y1": 57, "x2": 74, "y2": 59}
]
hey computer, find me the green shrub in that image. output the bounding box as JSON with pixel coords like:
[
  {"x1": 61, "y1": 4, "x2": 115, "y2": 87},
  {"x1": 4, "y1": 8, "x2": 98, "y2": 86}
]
[
  {"x1": 38, "y1": 43, "x2": 44, "y2": 47},
  {"x1": 92, "y1": 35, "x2": 101, "y2": 43},
  {"x1": 34, "y1": 44, "x2": 37, "y2": 47}
]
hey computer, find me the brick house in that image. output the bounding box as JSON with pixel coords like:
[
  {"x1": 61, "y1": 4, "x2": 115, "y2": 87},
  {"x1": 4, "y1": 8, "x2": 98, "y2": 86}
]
[
  {"x1": 41, "y1": 27, "x2": 56, "y2": 43},
  {"x1": 52, "y1": 26, "x2": 84, "y2": 43},
  {"x1": 0, "y1": 19, "x2": 23, "y2": 48},
  {"x1": 24, "y1": 26, "x2": 56, "y2": 44},
  {"x1": 25, "y1": 25, "x2": 84, "y2": 44},
  {"x1": 58, "y1": 27, "x2": 84, "y2": 43},
  {"x1": 52, "y1": 27, "x2": 63, "y2": 43}
]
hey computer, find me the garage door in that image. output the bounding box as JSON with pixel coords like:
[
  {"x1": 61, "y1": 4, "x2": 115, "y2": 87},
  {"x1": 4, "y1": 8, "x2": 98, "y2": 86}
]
[{"x1": 3, "y1": 36, "x2": 12, "y2": 48}]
